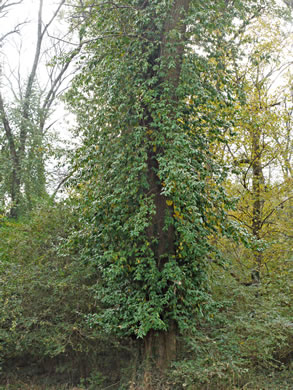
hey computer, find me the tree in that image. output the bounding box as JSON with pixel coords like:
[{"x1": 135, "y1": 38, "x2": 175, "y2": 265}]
[
  {"x1": 66, "y1": 0, "x2": 279, "y2": 387},
  {"x1": 221, "y1": 15, "x2": 293, "y2": 283},
  {"x1": 0, "y1": 0, "x2": 80, "y2": 218}
]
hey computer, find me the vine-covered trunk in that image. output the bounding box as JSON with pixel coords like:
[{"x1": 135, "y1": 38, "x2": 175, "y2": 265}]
[
  {"x1": 0, "y1": 92, "x2": 22, "y2": 218},
  {"x1": 10, "y1": 165, "x2": 22, "y2": 218},
  {"x1": 141, "y1": 0, "x2": 190, "y2": 383}
]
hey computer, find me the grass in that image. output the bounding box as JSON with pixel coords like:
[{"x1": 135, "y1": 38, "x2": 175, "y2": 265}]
[
  {"x1": 0, "y1": 385, "x2": 83, "y2": 390},
  {"x1": 1, "y1": 372, "x2": 292, "y2": 390}
]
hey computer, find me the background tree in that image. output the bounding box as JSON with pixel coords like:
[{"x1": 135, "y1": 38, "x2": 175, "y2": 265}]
[
  {"x1": 221, "y1": 16, "x2": 293, "y2": 283},
  {"x1": 0, "y1": 0, "x2": 80, "y2": 218}
]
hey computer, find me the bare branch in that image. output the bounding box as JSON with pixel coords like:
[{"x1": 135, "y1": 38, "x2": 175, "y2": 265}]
[
  {"x1": 46, "y1": 31, "x2": 81, "y2": 47},
  {"x1": 46, "y1": 31, "x2": 138, "y2": 46},
  {"x1": 0, "y1": 0, "x2": 23, "y2": 14},
  {"x1": 261, "y1": 196, "x2": 293, "y2": 228},
  {"x1": 19, "y1": 0, "x2": 66, "y2": 157},
  {"x1": 41, "y1": 0, "x2": 66, "y2": 39},
  {"x1": 66, "y1": 1, "x2": 138, "y2": 11},
  {"x1": 42, "y1": 41, "x2": 83, "y2": 115},
  {"x1": 2, "y1": 71, "x2": 19, "y2": 101},
  {"x1": 228, "y1": 213, "x2": 252, "y2": 230},
  {"x1": 0, "y1": 21, "x2": 27, "y2": 44},
  {"x1": 50, "y1": 171, "x2": 75, "y2": 200}
]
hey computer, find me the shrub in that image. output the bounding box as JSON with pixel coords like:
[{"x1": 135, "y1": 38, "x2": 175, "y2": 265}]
[
  {"x1": 0, "y1": 203, "x2": 107, "y2": 382},
  {"x1": 170, "y1": 261, "x2": 293, "y2": 389}
]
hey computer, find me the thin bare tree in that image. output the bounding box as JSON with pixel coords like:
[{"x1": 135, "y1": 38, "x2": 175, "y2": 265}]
[{"x1": 0, "y1": 0, "x2": 81, "y2": 217}]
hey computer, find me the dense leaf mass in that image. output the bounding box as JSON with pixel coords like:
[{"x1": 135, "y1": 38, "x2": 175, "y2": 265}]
[{"x1": 66, "y1": 0, "x2": 270, "y2": 337}]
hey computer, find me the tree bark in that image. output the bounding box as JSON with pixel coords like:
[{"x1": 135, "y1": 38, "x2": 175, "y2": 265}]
[
  {"x1": 0, "y1": 92, "x2": 22, "y2": 217},
  {"x1": 251, "y1": 128, "x2": 264, "y2": 280},
  {"x1": 142, "y1": 0, "x2": 191, "y2": 386}
]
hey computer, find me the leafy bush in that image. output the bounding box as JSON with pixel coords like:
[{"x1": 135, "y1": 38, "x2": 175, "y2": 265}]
[
  {"x1": 1, "y1": 204, "x2": 292, "y2": 389},
  {"x1": 170, "y1": 261, "x2": 293, "y2": 390},
  {"x1": 0, "y1": 203, "x2": 115, "y2": 382}
]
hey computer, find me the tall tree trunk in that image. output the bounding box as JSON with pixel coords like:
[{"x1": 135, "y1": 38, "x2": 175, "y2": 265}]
[
  {"x1": 0, "y1": 92, "x2": 22, "y2": 217},
  {"x1": 143, "y1": 323, "x2": 177, "y2": 389},
  {"x1": 142, "y1": 0, "x2": 190, "y2": 386},
  {"x1": 251, "y1": 128, "x2": 264, "y2": 281}
]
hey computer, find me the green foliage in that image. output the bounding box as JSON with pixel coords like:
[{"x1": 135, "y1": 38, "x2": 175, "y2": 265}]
[
  {"x1": 0, "y1": 202, "x2": 113, "y2": 381},
  {"x1": 78, "y1": 371, "x2": 106, "y2": 389},
  {"x1": 65, "y1": 0, "x2": 271, "y2": 340},
  {"x1": 0, "y1": 86, "x2": 56, "y2": 216},
  {"x1": 170, "y1": 261, "x2": 293, "y2": 389}
]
